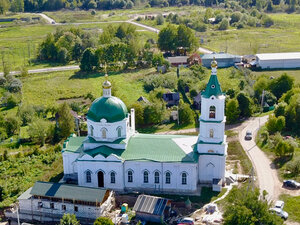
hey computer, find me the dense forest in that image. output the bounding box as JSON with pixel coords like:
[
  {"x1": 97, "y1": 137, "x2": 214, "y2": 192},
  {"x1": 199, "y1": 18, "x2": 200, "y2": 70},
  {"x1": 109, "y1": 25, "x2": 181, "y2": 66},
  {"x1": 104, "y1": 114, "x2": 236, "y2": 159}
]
[{"x1": 0, "y1": 0, "x2": 299, "y2": 13}]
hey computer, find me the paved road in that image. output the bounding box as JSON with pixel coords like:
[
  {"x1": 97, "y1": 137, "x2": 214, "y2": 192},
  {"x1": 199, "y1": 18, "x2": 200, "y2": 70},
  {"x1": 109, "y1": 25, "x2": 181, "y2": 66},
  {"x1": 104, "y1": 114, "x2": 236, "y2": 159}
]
[
  {"x1": 0, "y1": 65, "x2": 79, "y2": 76},
  {"x1": 238, "y1": 116, "x2": 282, "y2": 202}
]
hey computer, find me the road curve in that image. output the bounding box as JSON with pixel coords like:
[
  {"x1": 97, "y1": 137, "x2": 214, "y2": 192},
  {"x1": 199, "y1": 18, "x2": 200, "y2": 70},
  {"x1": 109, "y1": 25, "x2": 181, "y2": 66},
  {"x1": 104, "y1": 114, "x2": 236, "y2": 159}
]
[{"x1": 239, "y1": 116, "x2": 281, "y2": 202}]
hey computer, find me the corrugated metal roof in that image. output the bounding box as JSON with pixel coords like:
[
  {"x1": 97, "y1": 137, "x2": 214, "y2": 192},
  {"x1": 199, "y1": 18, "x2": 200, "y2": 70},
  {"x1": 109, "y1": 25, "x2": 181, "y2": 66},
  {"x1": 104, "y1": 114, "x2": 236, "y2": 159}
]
[
  {"x1": 256, "y1": 52, "x2": 300, "y2": 60},
  {"x1": 167, "y1": 56, "x2": 188, "y2": 64},
  {"x1": 133, "y1": 195, "x2": 168, "y2": 215},
  {"x1": 202, "y1": 53, "x2": 241, "y2": 59},
  {"x1": 30, "y1": 181, "x2": 107, "y2": 203}
]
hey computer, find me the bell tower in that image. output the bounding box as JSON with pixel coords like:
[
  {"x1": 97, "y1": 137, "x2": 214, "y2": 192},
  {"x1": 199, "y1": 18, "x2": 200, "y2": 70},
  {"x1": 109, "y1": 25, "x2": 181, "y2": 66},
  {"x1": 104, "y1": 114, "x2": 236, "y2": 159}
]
[{"x1": 197, "y1": 58, "x2": 227, "y2": 183}]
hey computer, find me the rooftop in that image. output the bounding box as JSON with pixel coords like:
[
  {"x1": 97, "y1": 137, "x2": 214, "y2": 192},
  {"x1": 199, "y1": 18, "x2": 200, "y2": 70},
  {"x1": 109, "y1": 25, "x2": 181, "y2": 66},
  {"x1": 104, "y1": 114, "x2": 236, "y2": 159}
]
[
  {"x1": 202, "y1": 53, "x2": 241, "y2": 60},
  {"x1": 67, "y1": 134, "x2": 198, "y2": 163},
  {"x1": 30, "y1": 181, "x2": 108, "y2": 203},
  {"x1": 133, "y1": 194, "x2": 170, "y2": 215},
  {"x1": 256, "y1": 52, "x2": 300, "y2": 60}
]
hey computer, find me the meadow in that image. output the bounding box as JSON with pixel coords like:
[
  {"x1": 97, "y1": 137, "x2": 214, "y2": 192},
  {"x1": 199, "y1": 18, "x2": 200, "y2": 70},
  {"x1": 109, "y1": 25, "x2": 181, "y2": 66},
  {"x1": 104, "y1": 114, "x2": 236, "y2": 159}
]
[{"x1": 201, "y1": 13, "x2": 300, "y2": 55}]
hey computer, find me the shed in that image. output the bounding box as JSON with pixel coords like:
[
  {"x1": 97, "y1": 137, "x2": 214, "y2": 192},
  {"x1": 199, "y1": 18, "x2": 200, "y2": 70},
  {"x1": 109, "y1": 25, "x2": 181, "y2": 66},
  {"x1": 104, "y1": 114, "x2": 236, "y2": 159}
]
[
  {"x1": 255, "y1": 52, "x2": 300, "y2": 69},
  {"x1": 167, "y1": 56, "x2": 189, "y2": 67},
  {"x1": 162, "y1": 92, "x2": 180, "y2": 107},
  {"x1": 133, "y1": 195, "x2": 171, "y2": 223},
  {"x1": 202, "y1": 53, "x2": 242, "y2": 68}
]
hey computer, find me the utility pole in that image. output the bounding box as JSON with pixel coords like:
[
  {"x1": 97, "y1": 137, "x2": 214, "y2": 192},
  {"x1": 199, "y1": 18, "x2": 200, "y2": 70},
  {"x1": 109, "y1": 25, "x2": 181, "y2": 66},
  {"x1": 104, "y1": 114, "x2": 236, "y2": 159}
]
[{"x1": 260, "y1": 89, "x2": 265, "y2": 112}]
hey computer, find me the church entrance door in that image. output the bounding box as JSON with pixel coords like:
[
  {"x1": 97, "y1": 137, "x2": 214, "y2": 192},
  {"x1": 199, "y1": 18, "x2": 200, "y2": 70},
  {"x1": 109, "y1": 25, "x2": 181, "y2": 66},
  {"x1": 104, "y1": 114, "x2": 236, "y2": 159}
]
[{"x1": 98, "y1": 171, "x2": 104, "y2": 187}]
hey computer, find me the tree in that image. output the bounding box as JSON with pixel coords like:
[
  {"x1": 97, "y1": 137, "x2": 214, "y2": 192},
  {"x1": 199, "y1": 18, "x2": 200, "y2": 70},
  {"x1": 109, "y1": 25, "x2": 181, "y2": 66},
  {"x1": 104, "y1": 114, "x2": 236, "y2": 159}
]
[
  {"x1": 8, "y1": 78, "x2": 22, "y2": 93},
  {"x1": 144, "y1": 101, "x2": 166, "y2": 125},
  {"x1": 80, "y1": 48, "x2": 97, "y2": 71},
  {"x1": 266, "y1": 115, "x2": 278, "y2": 134},
  {"x1": 28, "y1": 118, "x2": 51, "y2": 145},
  {"x1": 219, "y1": 18, "x2": 229, "y2": 30},
  {"x1": 60, "y1": 213, "x2": 80, "y2": 225},
  {"x1": 223, "y1": 187, "x2": 283, "y2": 225},
  {"x1": 5, "y1": 116, "x2": 20, "y2": 137},
  {"x1": 275, "y1": 116, "x2": 285, "y2": 133},
  {"x1": 226, "y1": 99, "x2": 240, "y2": 124},
  {"x1": 236, "y1": 92, "x2": 252, "y2": 117},
  {"x1": 94, "y1": 217, "x2": 113, "y2": 225},
  {"x1": 130, "y1": 102, "x2": 145, "y2": 126},
  {"x1": 269, "y1": 73, "x2": 294, "y2": 99},
  {"x1": 230, "y1": 12, "x2": 242, "y2": 24},
  {"x1": 176, "y1": 24, "x2": 198, "y2": 52},
  {"x1": 18, "y1": 105, "x2": 35, "y2": 126},
  {"x1": 178, "y1": 102, "x2": 194, "y2": 125},
  {"x1": 0, "y1": 0, "x2": 9, "y2": 14},
  {"x1": 156, "y1": 14, "x2": 164, "y2": 25},
  {"x1": 158, "y1": 25, "x2": 177, "y2": 52},
  {"x1": 57, "y1": 102, "x2": 75, "y2": 138},
  {"x1": 274, "y1": 140, "x2": 291, "y2": 157},
  {"x1": 275, "y1": 102, "x2": 286, "y2": 117},
  {"x1": 10, "y1": 0, "x2": 24, "y2": 12}
]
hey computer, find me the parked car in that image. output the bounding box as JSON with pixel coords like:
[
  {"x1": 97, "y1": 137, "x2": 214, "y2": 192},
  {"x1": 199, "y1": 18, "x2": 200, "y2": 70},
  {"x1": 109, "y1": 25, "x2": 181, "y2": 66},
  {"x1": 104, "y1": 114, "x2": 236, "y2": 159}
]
[
  {"x1": 274, "y1": 200, "x2": 284, "y2": 209},
  {"x1": 283, "y1": 180, "x2": 300, "y2": 189},
  {"x1": 245, "y1": 131, "x2": 252, "y2": 140},
  {"x1": 177, "y1": 217, "x2": 194, "y2": 225},
  {"x1": 269, "y1": 208, "x2": 288, "y2": 220}
]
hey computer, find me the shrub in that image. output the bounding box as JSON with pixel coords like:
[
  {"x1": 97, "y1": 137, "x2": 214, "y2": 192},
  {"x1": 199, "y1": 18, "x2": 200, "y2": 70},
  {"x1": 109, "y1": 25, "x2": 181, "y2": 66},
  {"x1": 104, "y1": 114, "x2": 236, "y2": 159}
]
[
  {"x1": 178, "y1": 102, "x2": 194, "y2": 125},
  {"x1": 18, "y1": 105, "x2": 35, "y2": 126},
  {"x1": 94, "y1": 217, "x2": 113, "y2": 225},
  {"x1": 0, "y1": 76, "x2": 6, "y2": 86},
  {"x1": 219, "y1": 18, "x2": 229, "y2": 30},
  {"x1": 156, "y1": 14, "x2": 164, "y2": 25},
  {"x1": 91, "y1": 10, "x2": 96, "y2": 15},
  {"x1": 262, "y1": 16, "x2": 274, "y2": 27},
  {"x1": 5, "y1": 116, "x2": 20, "y2": 137},
  {"x1": 8, "y1": 78, "x2": 22, "y2": 93},
  {"x1": 286, "y1": 157, "x2": 300, "y2": 175}
]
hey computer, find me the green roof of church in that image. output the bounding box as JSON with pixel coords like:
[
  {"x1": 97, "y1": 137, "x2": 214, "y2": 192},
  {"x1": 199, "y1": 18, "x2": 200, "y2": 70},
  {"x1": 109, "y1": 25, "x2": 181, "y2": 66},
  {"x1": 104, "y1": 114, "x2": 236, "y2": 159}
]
[
  {"x1": 202, "y1": 74, "x2": 223, "y2": 98},
  {"x1": 64, "y1": 134, "x2": 198, "y2": 163},
  {"x1": 87, "y1": 96, "x2": 128, "y2": 123}
]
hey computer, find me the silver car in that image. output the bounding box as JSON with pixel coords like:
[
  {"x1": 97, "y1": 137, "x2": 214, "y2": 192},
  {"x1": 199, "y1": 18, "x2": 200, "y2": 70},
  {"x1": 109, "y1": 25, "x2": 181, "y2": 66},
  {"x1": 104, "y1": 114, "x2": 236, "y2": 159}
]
[{"x1": 269, "y1": 208, "x2": 288, "y2": 220}]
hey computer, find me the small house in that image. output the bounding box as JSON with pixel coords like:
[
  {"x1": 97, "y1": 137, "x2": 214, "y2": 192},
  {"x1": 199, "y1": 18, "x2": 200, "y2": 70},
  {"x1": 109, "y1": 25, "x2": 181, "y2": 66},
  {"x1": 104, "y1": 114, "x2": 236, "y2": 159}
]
[
  {"x1": 193, "y1": 92, "x2": 202, "y2": 110},
  {"x1": 202, "y1": 53, "x2": 242, "y2": 68},
  {"x1": 167, "y1": 56, "x2": 189, "y2": 67},
  {"x1": 5, "y1": 181, "x2": 113, "y2": 224},
  {"x1": 133, "y1": 195, "x2": 171, "y2": 223},
  {"x1": 162, "y1": 92, "x2": 180, "y2": 107},
  {"x1": 137, "y1": 96, "x2": 149, "y2": 104}
]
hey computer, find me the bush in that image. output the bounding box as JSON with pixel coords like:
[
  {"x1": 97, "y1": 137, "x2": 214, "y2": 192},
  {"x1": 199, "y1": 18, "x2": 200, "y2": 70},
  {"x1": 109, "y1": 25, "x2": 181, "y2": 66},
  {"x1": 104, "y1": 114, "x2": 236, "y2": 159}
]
[
  {"x1": 178, "y1": 102, "x2": 194, "y2": 125},
  {"x1": 5, "y1": 116, "x2": 20, "y2": 137},
  {"x1": 60, "y1": 213, "x2": 80, "y2": 225},
  {"x1": 8, "y1": 78, "x2": 22, "y2": 93},
  {"x1": 143, "y1": 73, "x2": 177, "y2": 92},
  {"x1": 219, "y1": 18, "x2": 229, "y2": 30},
  {"x1": 286, "y1": 157, "x2": 300, "y2": 175},
  {"x1": 262, "y1": 16, "x2": 274, "y2": 27},
  {"x1": 0, "y1": 76, "x2": 6, "y2": 86},
  {"x1": 5, "y1": 94, "x2": 19, "y2": 109},
  {"x1": 91, "y1": 10, "x2": 96, "y2": 15},
  {"x1": 156, "y1": 14, "x2": 164, "y2": 25},
  {"x1": 18, "y1": 105, "x2": 35, "y2": 126},
  {"x1": 94, "y1": 217, "x2": 114, "y2": 225}
]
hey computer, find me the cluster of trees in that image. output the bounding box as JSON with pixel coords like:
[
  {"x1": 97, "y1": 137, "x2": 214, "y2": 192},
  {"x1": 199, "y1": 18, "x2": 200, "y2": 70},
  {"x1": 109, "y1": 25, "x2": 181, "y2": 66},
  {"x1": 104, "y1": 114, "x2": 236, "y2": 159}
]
[
  {"x1": 223, "y1": 186, "x2": 283, "y2": 225},
  {"x1": 158, "y1": 24, "x2": 198, "y2": 53},
  {"x1": 38, "y1": 27, "x2": 96, "y2": 64},
  {"x1": 59, "y1": 214, "x2": 114, "y2": 225},
  {"x1": 0, "y1": 102, "x2": 75, "y2": 145},
  {"x1": 80, "y1": 23, "x2": 156, "y2": 71}
]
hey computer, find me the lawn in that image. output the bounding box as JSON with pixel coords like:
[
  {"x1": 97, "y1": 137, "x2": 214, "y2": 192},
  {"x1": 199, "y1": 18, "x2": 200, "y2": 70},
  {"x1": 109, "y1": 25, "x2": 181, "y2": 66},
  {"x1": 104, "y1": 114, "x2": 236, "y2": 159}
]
[
  {"x1": 251, "y1": 69, "x2": 300, "y2": 84},
  {"x1": 280, "y1": 194, "x2": 300, "y2": 223},
  {"x1": 21, "y1": 68, "x2": 152, "y2": 107},
  {"x1": 200, "y1": 13, "x2": 300, "y2": 55}
]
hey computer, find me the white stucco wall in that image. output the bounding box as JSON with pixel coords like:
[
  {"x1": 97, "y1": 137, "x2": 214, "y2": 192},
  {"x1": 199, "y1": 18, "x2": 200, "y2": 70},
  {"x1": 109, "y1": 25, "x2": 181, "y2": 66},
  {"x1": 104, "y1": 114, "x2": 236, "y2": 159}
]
[
  {"x1": 63, "y1": 152, "x2": 79, "y2": 175},
  {"x1": 198, "y1": 122, "x2": 225, "y2": 143},
  {"x1": 197, "y1": 142, "x2": 227, "y2": 155},
  {"x1": 198, "y1": 154, "x2": 226, "y2": 183}
]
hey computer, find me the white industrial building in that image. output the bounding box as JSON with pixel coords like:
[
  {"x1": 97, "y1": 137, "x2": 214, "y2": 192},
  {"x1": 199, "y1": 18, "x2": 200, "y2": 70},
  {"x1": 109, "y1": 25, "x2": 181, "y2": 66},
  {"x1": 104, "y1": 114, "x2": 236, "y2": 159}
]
[{"x1": 256, "y1": 52, "x2": 300, "y2": 69}]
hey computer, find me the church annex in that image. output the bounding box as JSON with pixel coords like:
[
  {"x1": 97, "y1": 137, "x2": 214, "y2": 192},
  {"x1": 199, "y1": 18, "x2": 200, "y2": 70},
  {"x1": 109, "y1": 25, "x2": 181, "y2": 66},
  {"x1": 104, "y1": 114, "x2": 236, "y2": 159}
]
[{"x1": 62, "y1": 59, "x2": 227, "y2": 194}]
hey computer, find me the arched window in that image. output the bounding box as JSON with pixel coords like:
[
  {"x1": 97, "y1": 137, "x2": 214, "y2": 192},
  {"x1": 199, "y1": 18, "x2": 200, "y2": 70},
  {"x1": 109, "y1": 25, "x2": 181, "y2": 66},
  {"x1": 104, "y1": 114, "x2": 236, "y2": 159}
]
[
  {"x1": 90, "y1": 125, "x2": 94, "y2": 136},
  {"x1": 182, "y1": 173, "x2": 187, "y2": 185},
  {"x1": 110, "y1": 172, "x2": 116, "y2": 184},
  {"x1": 86, "y1": 171, "x2": 91, "y2": 183},
  {"x1": 154, "y1": 172, "x2": 160, "y2": 184},
  {"x1": 117, "y1": 127, "x2": 122, "y2": 138},
  {"x1": 165, "y1": 172, "x2": 171, "y2": 184},
  {"x1": 143, "y1": 171, "x2": 149, "y2": 183},
  {"x1": 209, "y1": 106, "x2": 216, "y2": 119},
  {"x1": 210, "y1": 129, "x2": 214, "y2": 138},
  {"x1": 102, "y1": 129, "x2": 107, "y2": 139},
  {"x1": 128, "y1": 171, "x2": 133, "y2": 183}
]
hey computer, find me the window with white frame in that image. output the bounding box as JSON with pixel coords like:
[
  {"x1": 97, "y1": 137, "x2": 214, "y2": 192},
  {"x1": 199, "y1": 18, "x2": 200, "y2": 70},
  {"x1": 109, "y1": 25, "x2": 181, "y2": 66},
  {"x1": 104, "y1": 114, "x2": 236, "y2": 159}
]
[
  {"x1": 117, "y1": 127, "x2": 122, "y2": 137},
  {"x1": 86, "y1": 171, "x2": 91, "y2": 183},
  {"x1": 182, "y1": 173, "x2": 187, "y2": 185},
  {"x1": 209, "y1": 106, "x2": 216, "y2": 119},
  {"x1": 154, "y1": 171, "x2": 160, "y2": 184},
  {"x1": 165, "y1": 172, "x2": 171, "y2": 184},
  {"x1": 144, "y1": 171, "x2": 149, "y2": 183},
  {"x1": 111, "y1": 172, "x2": 116, "y2": 183},
  {"x1": 128, "y1": 171, "x2": 133, "y2": 183}
]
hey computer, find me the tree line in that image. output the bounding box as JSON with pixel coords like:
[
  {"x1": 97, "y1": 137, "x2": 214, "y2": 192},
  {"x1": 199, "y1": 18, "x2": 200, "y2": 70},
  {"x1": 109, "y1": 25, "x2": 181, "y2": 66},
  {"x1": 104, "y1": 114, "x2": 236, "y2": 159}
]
[{"x1": 1, "y1": 0, "x2": 299, "y2": 14}]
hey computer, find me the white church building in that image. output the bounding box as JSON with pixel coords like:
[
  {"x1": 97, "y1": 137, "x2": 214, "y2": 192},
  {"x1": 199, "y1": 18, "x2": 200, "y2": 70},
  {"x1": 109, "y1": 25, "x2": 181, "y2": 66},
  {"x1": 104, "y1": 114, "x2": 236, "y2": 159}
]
[{"x1": 62, "y1": 59, "x2": 227, "y2": 194}]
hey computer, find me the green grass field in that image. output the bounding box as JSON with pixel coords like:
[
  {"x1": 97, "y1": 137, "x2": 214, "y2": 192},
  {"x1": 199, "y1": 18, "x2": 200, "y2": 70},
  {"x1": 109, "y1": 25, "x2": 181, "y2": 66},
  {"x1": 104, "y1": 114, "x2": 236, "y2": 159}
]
[{"x1": 201, "y1": 13, "x2": 300, "y2": 55}]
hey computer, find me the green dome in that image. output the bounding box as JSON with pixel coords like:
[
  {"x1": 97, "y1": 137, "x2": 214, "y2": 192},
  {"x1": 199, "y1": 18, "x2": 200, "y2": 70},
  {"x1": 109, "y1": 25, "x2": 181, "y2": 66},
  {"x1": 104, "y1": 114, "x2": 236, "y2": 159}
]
[{"x1": 87, "y1": 96, "x2": 128, "y2": 122}]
